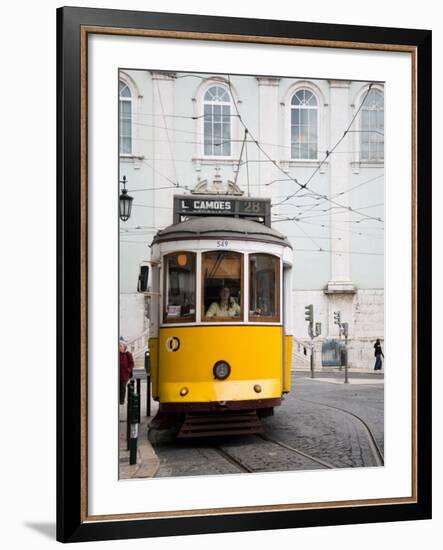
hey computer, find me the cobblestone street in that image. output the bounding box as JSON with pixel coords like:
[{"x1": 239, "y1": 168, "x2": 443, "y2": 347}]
[{"x1": 149, "y1": 371, "x2": 384, "y2": 478}]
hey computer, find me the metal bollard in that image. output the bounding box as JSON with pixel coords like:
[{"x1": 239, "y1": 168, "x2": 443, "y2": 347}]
[
  {"x1": 126, "y1": 380, "x2": 134, "y2": 451},
  {"x1": 128, "y1": 389, "x2": 140, "y2": 465},
  {"x1": 136, "y1": 378, "x2": 141, "y2": 419}
]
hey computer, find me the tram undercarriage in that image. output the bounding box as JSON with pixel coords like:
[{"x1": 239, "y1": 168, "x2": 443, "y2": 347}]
[{"x1": 148, "y1": 400, "x2": 279, "y2": 442}]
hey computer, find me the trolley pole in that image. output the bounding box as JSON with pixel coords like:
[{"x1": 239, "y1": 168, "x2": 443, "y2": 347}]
[{"x1": 305, "y1": 305, "x2": 322, "y2": 378}]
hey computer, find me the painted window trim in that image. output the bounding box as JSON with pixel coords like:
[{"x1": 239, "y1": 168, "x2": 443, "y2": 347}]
[
  {"x1": 282, "y1": 82, "x2": 326, "y2": 163},
  {"x1": 195, "y1": 78, "x2": 241, "y2": 161},
  {"x1": 352, "y1": 83, "x2": 385, "y2": 166},
  {"x1": 118, "y1": 71, "x2": 142, "y2": 158},
  {"x1": 290, "y1": 89, "x2": 319, "y2": 161}
]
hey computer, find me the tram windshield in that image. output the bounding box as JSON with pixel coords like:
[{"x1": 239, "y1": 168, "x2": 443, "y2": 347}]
[
  {"x1": 164, "y1": 252, "x2": 196, "y2": 323},
  {"x1": 249, "y1": 254, "x2": 280, "y2": 322},
  {"x1": 202, "y1": 251, "x2": 242, "y2": 321}
]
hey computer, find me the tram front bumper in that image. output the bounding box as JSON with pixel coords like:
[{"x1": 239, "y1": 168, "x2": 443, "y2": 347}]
[{"x1": 161, "y1": 378, "x2": 282, "y2": 404}]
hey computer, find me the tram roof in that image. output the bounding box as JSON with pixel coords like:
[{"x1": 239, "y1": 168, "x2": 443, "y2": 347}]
[{"x1": 151, "y1": 216, "x2": 292, "y2": 248}]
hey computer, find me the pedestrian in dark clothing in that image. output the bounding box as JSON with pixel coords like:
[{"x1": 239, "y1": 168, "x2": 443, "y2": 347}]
[
  {"x1": 119, "y1": 338, "x2": 134, "y2": 404},
  {"x1": 374, "y1": 339, "x2": 384, "y2": 370}
]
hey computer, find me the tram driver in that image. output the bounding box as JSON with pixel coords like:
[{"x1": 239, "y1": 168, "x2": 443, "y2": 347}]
[{"x1": 206, "y1": 286, "x2": 241, "y2": 318}]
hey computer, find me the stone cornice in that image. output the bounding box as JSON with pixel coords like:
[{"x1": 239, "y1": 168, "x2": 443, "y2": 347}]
[
  {"x1": 151, "y1": 71, "x2": 177, "y2": 81},
  {"x1": 256, "y1": 76, "x2": 281, "y2": 87},
  {"x1": 328, "y1": 79, "x2": 351, "y2": 89}
]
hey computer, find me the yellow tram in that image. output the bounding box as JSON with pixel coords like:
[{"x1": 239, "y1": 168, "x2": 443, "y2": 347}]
[{"x1": 145, "y1": 195, "x2": 294, "y2": 438}]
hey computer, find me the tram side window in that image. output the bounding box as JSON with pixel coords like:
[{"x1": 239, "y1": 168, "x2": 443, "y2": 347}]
[
  {"x1": 249, "y1": 254, "x2": 280, "y2": 322},
  {"x1": 164, "y1": 253, "x2": 196, "y2": 323},
  {"x1": 202, "y1": 251, "x2": 242, "y2": 321}
]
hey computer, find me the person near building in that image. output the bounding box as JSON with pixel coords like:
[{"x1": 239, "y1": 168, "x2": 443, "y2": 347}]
[
  {"x1": 206, "y1": 286, "x2": 240, "y2": 318},
  {"x1": 374, "y1": 339, "x2": 384, "y2": 371},
  {"x1": 119, "y1": 337, "x2": 134, "y2": 405}
]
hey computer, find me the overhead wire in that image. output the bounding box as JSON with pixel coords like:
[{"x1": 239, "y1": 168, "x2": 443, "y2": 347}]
[
  {"x1": 224, "y1": 75, "x2": 382, "y2": 223},
  {"x1": 293, "y1": 220, "x2": 324, "y2": 251},
  {"x1": 294, "y1": 218, "x2": 384, "y2": 239},
  {"x1": 272, "y1": 84, "x2": 378, "y2": 209},
  {"x1": 120, "y1": 72, "x2": 384, "y2": 257},
  {"x1": 234, "y1": 129, "x2": 248, "y2": 187},
  {"x1": 129, "y1": 123, "x2": 374, "y2": 156},
  {"x1": 138, "y1": 158, "x2": 181, "y2": 188},
  {"x1": 297, "y1": 249, "x2": 383, "y2": 256},
  {"x1": 289, "y1": 174, "x2": 384, "y2": 219},
  {"x1": 131, "y1": 110, "x2": 377, "y2": 152},
  {"x1": 290, "y1": 202, "x2": 384, "y2": 222},
  {"x1": 287, "y1": 84, "x2": 375, "y2": 202},
  {"x1": 154, "y1": 78, "x2": 180, "y2": 187},
  {"x1": 245, "y1": 133, "x2": 251, "y2": 197}
]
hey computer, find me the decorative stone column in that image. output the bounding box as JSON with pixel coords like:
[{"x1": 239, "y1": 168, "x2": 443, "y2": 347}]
[
  {"x1": 257, "y1": 77, "x2": 281, "y2": 199},
  {"x1": 325, "y1": 80, "x2": 356, "y2": 342},
  {"x1": 326, "y1": 80, "x2": 355, "y2": 293},
  {"x1": 152, "y1": 71, "x2": 177, "y2": 227}
]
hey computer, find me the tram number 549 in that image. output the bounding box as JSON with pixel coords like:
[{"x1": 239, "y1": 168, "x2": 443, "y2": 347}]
[{"x1": 217, "y1": 240, "x2": 229, "y2": 248}]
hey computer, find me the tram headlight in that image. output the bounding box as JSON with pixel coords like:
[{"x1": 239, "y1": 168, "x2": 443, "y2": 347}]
[{"x1": 213, "y1": 360, "x2": 231, "y2": 380}]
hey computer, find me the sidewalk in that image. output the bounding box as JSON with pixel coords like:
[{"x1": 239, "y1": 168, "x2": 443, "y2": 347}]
[
  {"x1": 301, "y1": 376, "x2": 384, "y2": 385},
  {"x1": 119, "y1": 374, "x2": 160, "y2": 480},
  {"x1": 293, "y1": 366, "x2": 384, "y2": 375},
  {"x1": 293, "y1": 366, "x2": 384, "y2": 384}
]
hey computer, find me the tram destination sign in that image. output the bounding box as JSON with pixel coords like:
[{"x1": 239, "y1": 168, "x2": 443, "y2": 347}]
[{"x1": 173, "y1": 195, "x2": 271, "y2": 226}]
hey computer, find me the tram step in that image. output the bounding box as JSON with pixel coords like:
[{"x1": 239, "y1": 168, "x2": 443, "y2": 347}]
[{"x1": 177, "y1": 411, "x2": 264, "y2": 438}]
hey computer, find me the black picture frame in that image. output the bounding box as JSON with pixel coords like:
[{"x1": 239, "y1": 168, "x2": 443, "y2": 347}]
[{"x1": 57, "y1": 6, "x2": 432, "y2": 543}]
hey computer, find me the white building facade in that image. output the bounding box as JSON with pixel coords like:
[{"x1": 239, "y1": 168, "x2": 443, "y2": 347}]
[{"x1": 119, "y1": 70, "x2": 384, "y2": 369}]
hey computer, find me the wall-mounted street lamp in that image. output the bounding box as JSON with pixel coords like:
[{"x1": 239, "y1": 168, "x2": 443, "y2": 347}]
[{"x1": 119, "y1": 175, "x2": 133, "y2": 222}]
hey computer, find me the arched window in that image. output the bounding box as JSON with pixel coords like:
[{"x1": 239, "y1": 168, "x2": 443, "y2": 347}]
[
  {"x1": 360, "y1": 88, "x2": 384, "y2": 161},
  {"x1": 291, "y1": 89, "x2": 318, "y2": 160},
  {"x1": 203, "y1": 85, "x2": 231, "y2": 157},
  {"x1": 119, "y1": 80, "x2": 132, "y2": 154}
]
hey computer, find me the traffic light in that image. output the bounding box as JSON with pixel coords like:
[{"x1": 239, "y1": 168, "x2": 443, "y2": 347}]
[
  {"x1": 305, "y1": 304, "x2": 313, "y2": 323},
  {"x1": 334, "y1": 311, "x2": 341, "y2": 325}
]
